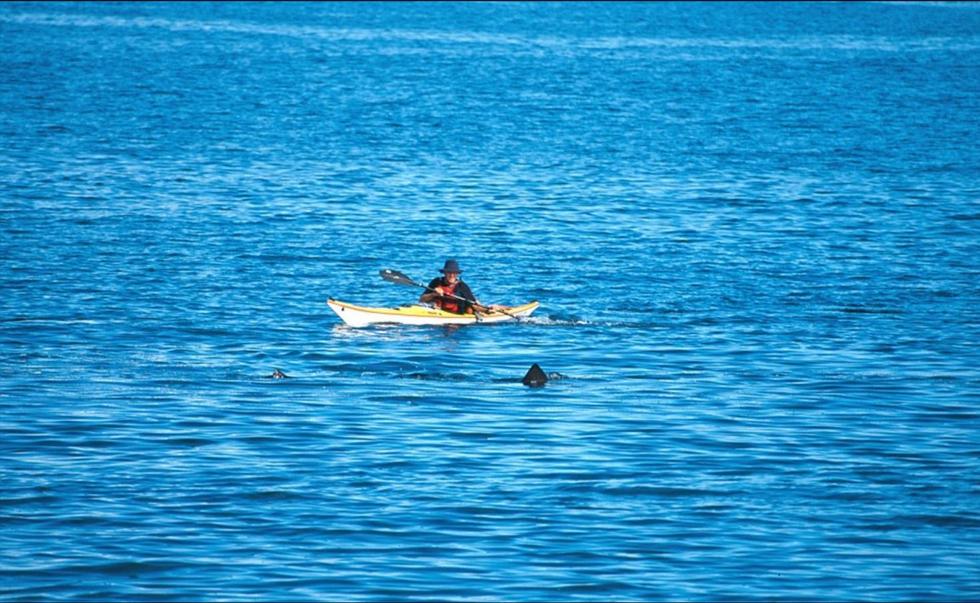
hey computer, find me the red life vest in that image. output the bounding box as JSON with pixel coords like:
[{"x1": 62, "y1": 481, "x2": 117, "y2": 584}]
[{"x1": 438, "y1": 281, "x2": 462, "y2": 313}]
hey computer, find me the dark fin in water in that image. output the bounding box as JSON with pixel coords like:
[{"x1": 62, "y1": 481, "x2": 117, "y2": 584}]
[
  {"x1": 271, "y1": 368, "x2": 288, "y2": 379},
  {"x1": 522, "y1": 363, "x2": 548, "y2": 388}
]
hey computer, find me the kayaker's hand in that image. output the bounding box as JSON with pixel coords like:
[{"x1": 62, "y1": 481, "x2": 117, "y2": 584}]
[{"x1": 433, "y1": 286, "x2": 445, "y2": 296}]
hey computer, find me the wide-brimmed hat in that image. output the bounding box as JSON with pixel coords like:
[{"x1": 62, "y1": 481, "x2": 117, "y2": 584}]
[{"x1": 440, "y1": 259, "x2": 462, "y2": 274}]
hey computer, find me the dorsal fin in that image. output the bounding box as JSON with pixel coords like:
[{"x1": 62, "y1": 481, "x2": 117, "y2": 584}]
[{"x1": 522, "y1": 363, "x2": 548, "y2": 387}]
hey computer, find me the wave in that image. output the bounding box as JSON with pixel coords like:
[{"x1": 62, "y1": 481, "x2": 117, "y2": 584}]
[
  {"x1": 524, "y1": 315, "x2": 593, "y2": 327},
  {"x1": 4, "y1": 12, "x2": 978, "y2": 54}
]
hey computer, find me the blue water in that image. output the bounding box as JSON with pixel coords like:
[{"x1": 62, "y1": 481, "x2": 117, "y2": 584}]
[{"x1": 2, "y1": 2, "x2": 980, "y2": 600}]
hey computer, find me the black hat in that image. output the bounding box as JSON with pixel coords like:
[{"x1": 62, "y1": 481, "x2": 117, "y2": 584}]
[{"x1": 440, "y1": 259, "x2": 462, "y2": 274}]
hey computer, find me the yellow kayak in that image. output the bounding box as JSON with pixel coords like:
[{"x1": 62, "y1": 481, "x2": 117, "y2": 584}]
[{"x1": 327, "y1": 299, "x2": 539, "y2": 327}]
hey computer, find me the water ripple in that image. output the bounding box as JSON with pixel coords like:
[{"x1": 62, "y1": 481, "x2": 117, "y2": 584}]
[{"x1": 2, "y1": 1, "x2": 979, "y2": 601}]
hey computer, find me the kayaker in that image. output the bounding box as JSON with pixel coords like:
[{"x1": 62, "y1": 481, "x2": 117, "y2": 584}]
[{"x1": 419, "y1": 259, "x2": 497, "y2": 315}]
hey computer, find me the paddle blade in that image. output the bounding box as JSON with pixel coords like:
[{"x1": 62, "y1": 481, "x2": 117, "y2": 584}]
[{"x1": 379, "y1": 269, "x2": 421, "y2": 288}]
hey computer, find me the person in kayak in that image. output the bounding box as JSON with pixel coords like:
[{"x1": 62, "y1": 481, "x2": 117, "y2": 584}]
[{"x1": 419, "y1": 259, "x2": 498, "y2": 314}]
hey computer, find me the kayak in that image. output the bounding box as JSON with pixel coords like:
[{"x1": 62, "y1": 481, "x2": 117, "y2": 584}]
[{"x1": 327, "y1": 298, "x2": 539, "y2": 327}]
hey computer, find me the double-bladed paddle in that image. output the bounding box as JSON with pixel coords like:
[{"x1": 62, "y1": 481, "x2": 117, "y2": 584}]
[{"x1": 379, "y1": 269, "x2": 524, "y2": 322}]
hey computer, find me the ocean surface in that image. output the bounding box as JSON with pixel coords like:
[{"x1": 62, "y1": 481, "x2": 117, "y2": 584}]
[{"x1": 2, "y1": 2, "x2": 979, "y2": 601}]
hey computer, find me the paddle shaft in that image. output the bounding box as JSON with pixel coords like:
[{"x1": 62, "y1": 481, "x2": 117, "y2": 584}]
[{"x1": 380, "y1": 269, "x2": 523, "y2": 321}]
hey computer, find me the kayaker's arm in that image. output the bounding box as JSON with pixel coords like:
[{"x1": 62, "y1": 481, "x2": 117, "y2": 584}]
[
  {"x1": 457, "y1": 283, "x2": 488, "y2": 314},
  {"x1": 418, "y1": 280, "x2": 501, "y2": 313},
  {"x1": 419, "y1": 286, "x2": 445, "y2": 304},
  {"x1": 471, "y1": 300, "x2": 504, "y2": 313}
]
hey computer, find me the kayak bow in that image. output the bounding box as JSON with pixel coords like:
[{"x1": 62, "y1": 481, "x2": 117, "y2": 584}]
[{"x1": 327, "y1": 299, "x2": 539, "y2": 327}]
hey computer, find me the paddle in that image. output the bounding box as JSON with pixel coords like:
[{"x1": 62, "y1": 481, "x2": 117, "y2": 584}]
[{"x1": 379, "y1": 269, "x2": 524, "y2": 322}]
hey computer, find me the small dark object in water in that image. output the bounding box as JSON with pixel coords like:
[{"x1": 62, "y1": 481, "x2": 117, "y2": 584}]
[
  {"x1": 522, "y1": 363, "x2": 548, "y2": 388},
  {"x1": 270, "y1": 368, "x2": 288, "y2": 379}
]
